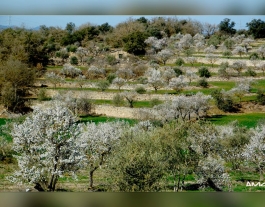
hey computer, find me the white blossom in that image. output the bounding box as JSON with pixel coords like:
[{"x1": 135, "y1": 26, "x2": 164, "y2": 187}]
[{"x1": 9, "y1": 101, "x2": 86, "y2": 191}]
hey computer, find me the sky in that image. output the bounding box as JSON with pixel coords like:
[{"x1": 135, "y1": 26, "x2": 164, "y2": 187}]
[
  {"x1": 0, "y1": 15, "x2": 264, "y2": 30},
  {"x1": 0, "y1": 0, "x2": 264, "y2": 30},
  {"x1": 0, "y1": 0, "x2": 265, "y2": 15}
]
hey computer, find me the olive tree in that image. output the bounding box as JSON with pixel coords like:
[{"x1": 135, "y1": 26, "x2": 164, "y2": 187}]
[
  {"x1": 107, "y1": 124, "x2": 165, "y2": 192},
  {"x1": 0, "y1": 59, "x2": 35, "y2": 112}
]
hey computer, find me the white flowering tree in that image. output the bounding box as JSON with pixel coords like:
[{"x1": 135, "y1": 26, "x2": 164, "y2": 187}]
[
  {"x1": 80, "y1": 121, "x2": 128, "y2": 189},
  {"x1": 187, "y1": 123, "x2": 230, "y2": 191},
  {"x1": 232, "y1": 46, "x2": 246, "y2": 58},
  {"x1": 145, "y1": 68, "x2": 165, "y2": 92},
  {"x1": 193, "y1": 33, "x2": 205, "y2": 44},
  {"x1": 156, "y1": 49, "x2": 173, "y2": 65},
  {"x1": 76, "y1": 74, "x2": 87, "y2": 88},
  {"x1": 185, "y1": 69, "x2": 198, "y2": 85},
  {"x1": 191, "y1": 92, "x2": 212, "y2": 119},
  {"x1": 231, "y1": 60, "x2": 246, "y2": 76},
  {"x1": 205, "y1": 53, "x2": 218, "y2": 67},
  {"x1": 179, "y1": 34, "x2": 193, "y2": 50},
  {"x1": 76, "y1": 47, "x2": 88, "y2": 65},
  {"x1": 228, "y1": 78, "x2": 252, "y2": 102},
  {"x1": 149, "y1": 93, "x2": 211, "y2": 122},
  {"x1": 45, "y1": 72, "x2": 65, "y2": 88},
  {"x1": 54, "y1": 91, "x2": 94, "y2": 116},
  {"x1": 243, "y1": 124, "x2": 265, "y2": 181},
  {"x1": 257, "y1": 45, "x2": 265, "y2": 60},
  {"x1": 121, "y1": 91, "x2": 138, "y2": 108},
  {"x1": 144, "y1": 36, "x2": 167, "y2": 54},
  {"x1": 9, "y1": 101, "x2": 86, "y2": 191},
  {"x1": 258, "y1": 62, "x2": 265, "y2": 76},
  {"x1": 195, "y1": 41, "x2": 205, "y2": 52},
  {"x1": 87, "y1": 65, "x2": 106, "y2": 79},
  {"x1": 217, "y1": 122, "x2": 250, "y2": 170},
  {"x1": 61, "y1": 64, "x2": 82, "y2": 78},
  {"x1": 195, "y1": 155, "x2": 230, "y2": 191},
  {"x1": 152, "y1": 102, "x2": 178, "y2": 123},
  {"x1": 112, "y1": 77, "x2": 126, "y2": 91},
  {"x1": 162, "y1": 67, "x2": 176, "y2": 84},
  {"x1": 204, "y1": 45, "x2": 216, "y2": 54},
  {"x1": 168, "y1": 75, "x2": 187, "y2": 93},
  {"x1": 185, "y1": 56, "x2": 197, "y2": 67},
  {"x1": 116, "y1": 68, "x2": 134, "y2": 80},
  {"x1": 241, "y1": 38, "x2": 254, "y2": 53}
]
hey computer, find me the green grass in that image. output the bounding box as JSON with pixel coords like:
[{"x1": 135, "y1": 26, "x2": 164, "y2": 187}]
[
  {"x1": 92, "y1": 99, "x2": 163, "y2": 108},
  {"x1": 0, "y1": 118, "x2": 6, "y2": 126},
  {"x1": 207, "y1": 113, "x2": 265, "y2": 128},
  {"x1": 79, "y1": 115, "x2": 137, "y2": 125}
]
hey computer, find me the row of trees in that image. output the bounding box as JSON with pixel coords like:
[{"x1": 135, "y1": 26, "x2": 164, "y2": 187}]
[
  {"x1": 3, "y1": 100, "x2": 265, "y2": 192},
  {"x1": 1, "y1": 17, "x2": 264, "y2": 66}
]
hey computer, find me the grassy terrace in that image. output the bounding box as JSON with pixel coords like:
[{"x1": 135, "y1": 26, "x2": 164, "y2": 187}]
[{"x1": 207, "y1": 113, "x2": 265, "y2": 128}]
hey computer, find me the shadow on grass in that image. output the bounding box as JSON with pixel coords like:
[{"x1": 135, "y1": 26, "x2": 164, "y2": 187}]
[{"x1": 206, "y1": 114, "x2": 227, "y2": 122}]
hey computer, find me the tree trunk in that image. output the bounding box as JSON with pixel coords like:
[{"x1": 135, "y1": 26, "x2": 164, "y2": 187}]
[
  {"x1": 89, "y1": 169, "x2": 95, "y2": 189},
  {"x1": 260, "y1": 168, "x2": 264, "y2": 181},
  {"x1": 207, "y1": 178, "x2": 223, "y2": 192}
]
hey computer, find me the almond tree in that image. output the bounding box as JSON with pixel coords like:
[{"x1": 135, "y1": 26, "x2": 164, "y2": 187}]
[
  {"x1": 258, "y1": 62, "x2": 265, "y2": 76},
  {"x1": 112, "y1": 77, "x2": 126, "y2": 91},
  {"x1": 178, "y1": 34, "x2": 193, "y2": 50},
  {"x1": 232, "y1": 46, "x2": 246, "y2": 58},
  {"x1": 185, "y1": 57, "x2": 197, "y2": 67},
  {"x1": 204, "y1": 45, "x2": 216, "y2": 54},
  {"x1": 241, "y1": 38, "x2": 254, "y2": 53},
  {"x1": 195, "y1": 41, "x2": 205, "y2": 52},
  {"x1": 243, "y1": 124, "x2": 265, "y2": 181},
  {"x1": 144, "y1": 36, "x2": 167, "y2": 54},
  {"x1": 195, "y1": 155, "x2": 230, "y2": 191},
  {"x1": 169, "y1": 75, "x2": 187, "y2": 94},
  {"x1": 9, "y1": 101, "x2": 86, "y2": 191},
  {"x1": 87, "y1": 65, "x2": 106, "y2": 79},
  {"x1": 185, "y1": 69, "x2": 198, "y2": 85},
  {"x1": 116, "y1": 68, "x2": 134, "y2": 81},
  {"x1": 61, "y1": 64, "x2": 82, "y2": 78},
  {"x1": 76, "y1": 74, "x2": 87, "y2": 88},
  {"x1": 250, "y1": 56, "x2": 261, "y2": 68},
  {"x1": 45, "y1": 72, "x2": 65, "y2": 88},
  {"x1": 217, "y1": 122, "x2": 250, "y2": 170},
  {"x1": 187, "y1": 123, "x2": 230, "y2": 191},
  {"x1": 162, "y1": 67, "x2": 176, "y2": 84},
  {"x1": 145, "y1": 68, "x2": 165, "y2": 92},
  {"x1": 256, "y1": 45, "x2": 265, "y2": 60},
  {"x1": 191, "y1": 92, "x2": 212, "y2": 119},
  {"x1": 156, "y1": 49, "x2": 173, "y2": 65},
  {"x1": 228, "y1": 78, "x2": 252, "y2": 102},
  {"x1": 76, "y1": 47, "x2": 88, "y2": 65},
  {"x1": 80, "y1": 121, "x2": 128, "y2": 189},
  {"x1": 121, "y1": 91, "x2": 138, "y2": 108},
  {"x1": 205, "y1": 53, "x2": 218, "y2": 67},
  {"x1": 231, "y1": 60, "x2": 246, "y2": 76}
]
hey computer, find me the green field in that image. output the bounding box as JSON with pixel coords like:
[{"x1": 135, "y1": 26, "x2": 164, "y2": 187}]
[
  {"x1": 79, "y1": 115, "x2": 137, "y2": 125},
  {"x1": 207, "y1": 113, "x2": 265, "y2": 128}
]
